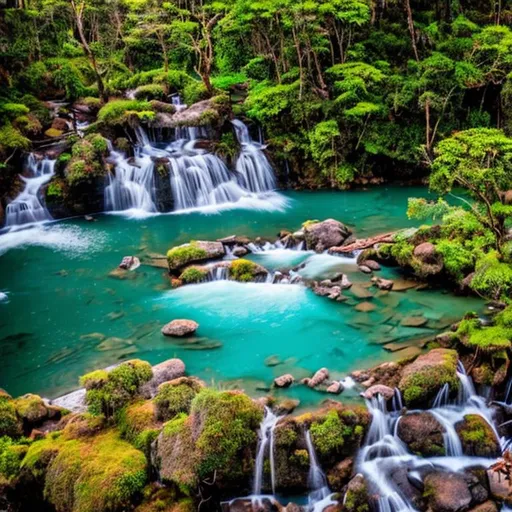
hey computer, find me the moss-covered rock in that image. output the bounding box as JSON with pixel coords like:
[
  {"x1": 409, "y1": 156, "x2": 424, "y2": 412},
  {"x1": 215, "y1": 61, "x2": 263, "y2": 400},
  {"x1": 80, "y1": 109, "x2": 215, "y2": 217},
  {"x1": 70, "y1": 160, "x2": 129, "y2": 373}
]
[
  {"x1": 117, "y1": 401, "x2": 161, "y2": 455},
  {"x1": 457, "y1": 319, "x2": 512, "y2": 354},
  {"x1": 80, "y1": 360, "x2": 153, "y2": 418},
  {"x1": 167, "y1": 241, "x2": 224, "y2": 272},
  {"x1": 0, "y1": 436, "x2": 30, "y2": 482},
  {"x1": 178, "y1": 266, "x2": 208, "y2": 284},
  {"x1": 398, "y1": 348, "x2": 459, "y2": 407},
  {"x1": 22, "y1": 430, "x2": 147, "y2": 512},
  {"x1": 154, "y1": 377, "x2": 203, "y2": 421},
  {"x1": 344, "y1": 474, "x2": 370, "y2": 512},
  {"x1": 229, "y1": 259, "x2": 267, "y2": 282},
  {"x1": 455, "y1": 415, "x2": 500, "y2": 458},
  {"x1": 0, "y1": 396, "x2": 22, "y2": 438},
  {"x1": 397, "y1": 412, "x2": 445, "y2": 456},
  {"x1": 134, "y1": 484, "x2": 193, "y2": 512},
  {"x1": 14, "y1": 394, "x2": 48, "y2": 425},
  {"x1": 97, "y1": 99, "x2": 155, "y2": 126}
]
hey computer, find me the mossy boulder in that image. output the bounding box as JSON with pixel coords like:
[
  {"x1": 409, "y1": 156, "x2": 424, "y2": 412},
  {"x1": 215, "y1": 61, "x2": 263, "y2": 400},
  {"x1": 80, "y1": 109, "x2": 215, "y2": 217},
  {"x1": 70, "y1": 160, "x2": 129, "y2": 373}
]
[
  {"x1": 455, "y1": 415, "x2": 500, "y2": 458},
  {"x1": 14, "y1": 394, "x2": 48, "y2": 425},
  {"x1": 229, "y1": 259, "x2": 268, "y2": 282},
  {"x1": 157, "y1": 389, "x2": 263, "y2": 491},
  {"x1": 303, "y1": 219, "x2": 351, "y2": 253},
  {"x1": 22, "y1": 430, "x2": 147, "y2": 512},
  {"x1": 80, "y1": 360, "x2": 153, "y2": 418},
  {"x1": 398, "y1": 349, "x2": 459, "y2": 407},
  {"x1": 397, "y1": 412, "x2": 445, "y2": 456},
  {"x1": 154, "y1": 377, "x2": 203, "y2": 421},
  {"x1": 457, "y1": 319, "x2": 512, "y2": 354},
  {"x1": 117, "y1": 401, "x2": 161, "y2": 455},
  {"x1": 167, "y1": 241, "x2": 224, "y2": 272},
  {"x1": 0, "y1": 396, "x2": 22, "y2": 438},
  {"x1": 169, "y1": 97, "x2": 229, "y2": 128},
  {"x1": 0, "y1": 436, "x2": 30, "y2": 482},
  {"x1": 344, "y1": 474, "x2": 370, "y2": 512},
  {"x1": 179, "y1": 266, "x2": 208, "y2": 284}
]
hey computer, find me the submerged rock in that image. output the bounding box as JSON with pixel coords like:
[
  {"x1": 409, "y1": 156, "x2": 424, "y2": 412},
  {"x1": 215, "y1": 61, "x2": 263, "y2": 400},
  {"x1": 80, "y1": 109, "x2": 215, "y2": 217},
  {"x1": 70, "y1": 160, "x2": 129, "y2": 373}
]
[
  {"x1": 303, "y1": 219, "x2": 351, "y2": 253},
  {"x1": 161, "y1": 319, "x2": 199, "y2": 337},
  {"x1": 371, "y1": 276, "x2": 394, "y2": 290},
  {"x1": 119, "y1": 255, "x2": 141, "y2": 271},
  {"x1": 358, "y1": 265, "x2": 372, "y2": 274}
]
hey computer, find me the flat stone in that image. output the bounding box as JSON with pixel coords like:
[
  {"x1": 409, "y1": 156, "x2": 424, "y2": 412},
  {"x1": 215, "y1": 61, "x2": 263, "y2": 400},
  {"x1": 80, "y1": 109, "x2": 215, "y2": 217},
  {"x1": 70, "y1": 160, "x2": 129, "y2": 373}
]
[
  {"x1": 358, "y1": 265, "x2": 372, "y2": 274},
  {"x1": 392, "y1": 278, "x2": 418, "y2": 292},
  {"x1": 161, "y1": 319, "x2": 199, "y2": 337},
  {"x1": 362, "y1": 259, "x2": 381, "y2": 271},
  {"x1": 355, "y1": 301, "x2": 377, "y2": 313},
  {"x1": 326, "y1": 381, "x2": 343, "y2": 394},
  {"x1": 362, "y1": 384, "x2": 395, "y2": 400},
  {"x1": 400, "y1": 316, "x2": 428, "y2": 327}
]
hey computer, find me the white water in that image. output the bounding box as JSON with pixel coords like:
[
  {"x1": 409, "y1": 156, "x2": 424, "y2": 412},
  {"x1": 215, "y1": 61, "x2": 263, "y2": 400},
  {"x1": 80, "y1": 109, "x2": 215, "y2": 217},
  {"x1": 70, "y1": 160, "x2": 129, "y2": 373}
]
[
  {"x1": 5, "y1": 155, "x2": 56, "y2": 228},
  {"x1": 253, "y1": 407, "x2": 281, "y2": 496},
  {"x1": 232, "y1": 119, "x2": 276, "y2": 193},
  {"x1": 357, "y1": 364, "x2": 504, "y2": 511},
  {"x1": 305, "y1": 430, "x2": 336, "y2": 512}
]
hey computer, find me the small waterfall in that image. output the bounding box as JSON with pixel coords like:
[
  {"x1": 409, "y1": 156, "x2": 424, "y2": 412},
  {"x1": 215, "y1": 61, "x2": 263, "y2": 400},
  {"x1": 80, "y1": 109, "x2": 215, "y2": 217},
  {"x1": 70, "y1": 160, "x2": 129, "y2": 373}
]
[
  {"x1": 304, "y1": 430, "x2": 335, "y2": 512},
  {"x1": 232, "y1": 119, "x2": 276, "y2": 193},
  {"x1": 253, "y1": 407, "x2": 281, "y2": 496},
  {"x1": 5, "y1": 155, "x2": 56, "y2": 228}
]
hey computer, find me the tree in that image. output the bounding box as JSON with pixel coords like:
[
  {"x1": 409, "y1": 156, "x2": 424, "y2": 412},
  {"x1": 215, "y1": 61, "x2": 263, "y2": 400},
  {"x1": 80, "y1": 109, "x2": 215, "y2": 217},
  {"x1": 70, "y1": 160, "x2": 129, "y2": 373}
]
[{"x1": 430, "y1": 128, "x2": 512, "y2": 252}]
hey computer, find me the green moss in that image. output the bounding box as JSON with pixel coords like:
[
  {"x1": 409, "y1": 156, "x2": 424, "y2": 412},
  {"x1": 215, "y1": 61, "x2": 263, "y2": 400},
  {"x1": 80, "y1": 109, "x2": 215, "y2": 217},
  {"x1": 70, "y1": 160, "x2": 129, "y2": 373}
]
[
  {"x1": 190, "y1": 389, "x2": 263, "y2": 480},
  {"x1": 464, "y1": 325, "x2": 512, "y2": 353},
  {"x1": 289, "y1": 448, "x2": 309, "y2": 467},
  {"x1": 344, "y1": 475, "x2": 370, "y2": 512},
  {"x1": 435, "y1": 239, "x2": 475, "y2": 281},
  {"x1": 310, "y1": 410, "x2": 349, "y2": 457},
  {"x1": 45, "y1": 127, "x2": 63, "y2": 138},
  {"x1": 47, "y1": 180, "x2": 64, "y2": 200},
  {"x1": 134, "y1": 84, "x2": 166, "y2": 101},
  {"x1": 97, "y1": 99, "x2": 154, "y2": 126},
  {"x1": 14, "y1": 394, "x2": 47, "y2": 423},
  {"x1": 495, "y1": 305, "x2": 512, "y2": 328},
  {"x1": 471, "y1": 251, "x2": 512, "y2": 300},
  {"x1": 0, "y1": 123, "x2": 30, "y2": 156},
  {"x1": 178, "y1": 266, "x2": 208, "y2": 284},
  {"x1": 0, "y1": 436, "x2": 29, "y2": 481},
  {"x1": 0, "y1": 397, "x2": 22, "y2": 438},
  {"x1": 84, "y1": 133, "x2": 109, "y2": 155},
  {"x1": 302, "y1": 219, "x2": 319, "y2": 228},
  {"x1": 80, "y1": 360, "x2": 152, "y2": 418},
  {"x1": 26, "y1": 430, "x2": 147, "y2": 512},
  {"x1": 154, "y1": 379, "x2": 201, "y2": 421},
  {"x1": 391, "y1": 239, "x2": 415, "y2": 266},
  {"x1": 399, "y1": 349, "x2": 460, "y2": 407},
  {"x1": 229, "y1": 259, "x2": 259, "y2": 282},
  {"x1": 167, "y1": 243, "x2": 208, "y2": 270},
  {"x1": 456, "y1": 414, "x2": 499, "y2": 457},
  {"x1": 117, "y1": 401, "x2": 160, "y2": 453}
]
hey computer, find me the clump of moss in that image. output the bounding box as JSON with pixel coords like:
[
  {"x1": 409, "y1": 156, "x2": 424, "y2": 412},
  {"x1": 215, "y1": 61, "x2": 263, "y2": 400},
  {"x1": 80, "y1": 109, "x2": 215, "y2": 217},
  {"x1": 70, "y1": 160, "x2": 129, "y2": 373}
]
[
  {"x1": 117, "y1": 401, "x2": 160, "y2": 454},
  {"x1": 398, "y1": 349, "x2": 460, "y2": 407},
  {"x1": 80, "y1": 360, "x2": 153, "y2": 418},
  {"x1": 167, "y1": 243, "x2": 208, "y2": 271},
  {"x1": 190, "y1": 389, "x2": 262, "y2": 482},
  {"x1": 66, "y1": 136, "x2": 108, "y2": 187},
  {"x1": 154, "y1": 378, "x2": 202, "y2": 421},
  {"x1": 457, "y1": 317, "x2": 512, "y2": 353},
  {"x1": 344, "y1": 474, "x2": 370, "y2": 512},
  {"x1": 24, "y1": 431, "x2": 147, "y2": 512},
  {"x1": 134, "y1": 84, "x2": 166, "y2": 101},
  {"x1": 14, "y1": 394, "x2": 48, "y2": 424},
  {"x1": 229, "y1": 259, "x2": 259, "y2": 282},
  {"x1": 390, "y1": 238, "x2": 415, "y2": 266},
  {"x1": 0, "y1": 396, "x2": 22, "y2": 438},
  {"x1": 456, "y1": 414, "x2": 500, "y2": 457},
  {"x1": 178, "y1": 266, "x2": 208, "y2": 284},
  {"x1": 97, "y1": 99, "x2": 155, "y2": 126},
  {"x1": 0, "y1": 436, "x2": 30, "y2": 481}
]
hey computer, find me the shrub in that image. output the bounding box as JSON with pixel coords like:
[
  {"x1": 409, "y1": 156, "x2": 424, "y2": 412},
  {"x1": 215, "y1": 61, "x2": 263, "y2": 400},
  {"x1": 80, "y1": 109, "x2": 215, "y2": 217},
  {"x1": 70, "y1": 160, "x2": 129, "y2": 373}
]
[
  {"x1": 471, "y1": 251, "x2": 512, "y2": 299},
  {"x1": 310, "y1": 410, "x2": 347, "y2": 457}
]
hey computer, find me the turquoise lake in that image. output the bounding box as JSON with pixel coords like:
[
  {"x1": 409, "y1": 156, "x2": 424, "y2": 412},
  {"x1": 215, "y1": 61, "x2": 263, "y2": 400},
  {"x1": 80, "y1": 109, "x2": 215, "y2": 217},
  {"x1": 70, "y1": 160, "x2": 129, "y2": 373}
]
[{"x1": 0, "y1": 188, "x2": 484, "y2": 405}]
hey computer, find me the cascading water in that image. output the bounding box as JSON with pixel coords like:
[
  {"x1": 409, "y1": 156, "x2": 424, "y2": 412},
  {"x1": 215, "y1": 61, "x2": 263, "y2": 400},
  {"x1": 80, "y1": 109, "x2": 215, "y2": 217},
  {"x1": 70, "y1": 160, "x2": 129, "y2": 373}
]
[
  {"x1": 5, "y1": 154, "x2": 56, "y2": 228},
  {"x1": 232, "y1": 119, "x2": 276, "y2": 193},
  {"x1": 253, "y1": 406, "x2": 281, "y2": 496},
  {"x1": 357, "y1": 363, "x2": 505, "y2": 512},
  {"x1": 304, "y1": 430, "x2": 336, "y2": 512}
]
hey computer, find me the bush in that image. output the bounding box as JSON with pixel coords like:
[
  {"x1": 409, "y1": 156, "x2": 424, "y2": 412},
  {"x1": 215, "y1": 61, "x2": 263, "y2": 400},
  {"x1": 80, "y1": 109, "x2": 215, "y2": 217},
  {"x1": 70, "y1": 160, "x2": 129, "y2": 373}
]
[{"x1": 471, "y1": 251, "x2": 512, "y2": 299}]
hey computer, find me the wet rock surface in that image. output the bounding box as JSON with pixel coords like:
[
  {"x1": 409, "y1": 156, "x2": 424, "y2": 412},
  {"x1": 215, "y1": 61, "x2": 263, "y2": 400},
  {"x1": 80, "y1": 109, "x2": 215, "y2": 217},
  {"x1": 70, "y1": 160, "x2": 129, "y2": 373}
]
[{"x1": 161, "y1": 319, "x2": 199, "y2": 337}]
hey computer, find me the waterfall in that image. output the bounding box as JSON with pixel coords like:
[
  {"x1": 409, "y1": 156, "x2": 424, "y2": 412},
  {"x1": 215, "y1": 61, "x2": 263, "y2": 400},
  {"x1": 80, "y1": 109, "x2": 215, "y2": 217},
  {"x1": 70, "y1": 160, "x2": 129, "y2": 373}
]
[
  {"x1": 304, "y1": 430, "x2": 335, "y2": 512},
  {"x1": 232, "y1": 119, "x2": 276, "y2": 193},
  {"x1": 5, "y1": 155, "x2": 56, "y2": 228},
  {"x1": 253, "y1": 407, "x2": 281, "y2": 496},
  {"x1": 104, "y1": 150, "x2": 157, "y2": 214}
]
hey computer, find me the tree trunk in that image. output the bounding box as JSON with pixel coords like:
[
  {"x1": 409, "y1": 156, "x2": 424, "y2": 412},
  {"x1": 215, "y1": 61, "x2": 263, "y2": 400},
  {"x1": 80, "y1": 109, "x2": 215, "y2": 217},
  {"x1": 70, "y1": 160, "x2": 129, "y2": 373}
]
[{"x1": 404, "y1": 0, "x2": 419, "y2": 61}]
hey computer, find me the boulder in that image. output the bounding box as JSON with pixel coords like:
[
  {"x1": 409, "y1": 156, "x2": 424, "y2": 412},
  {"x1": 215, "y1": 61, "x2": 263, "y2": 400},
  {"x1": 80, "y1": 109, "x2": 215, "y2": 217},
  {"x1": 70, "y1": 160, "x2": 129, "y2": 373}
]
[
  {"x1": 413, "y1": 242, "x2": 436, "y2": 260},
  {"x1": 455, "y1": 415, "x2": 500, "y2": 457},
  {"x1": 362, "y1": 259, "x2": 381, "y2": 271},
  {"x1": 412, "y1": 242, "x2": 444, "y2": 276},
  {"x1": 274, "y1": 399, "x2": 300, "y2": 415},
  {"x1": 313, "y1": 284, "x2": 343, "y2": 301},
  {"x1": 362, "y1": 385, "x2": 395, "y2": 401},
  {"x1": 397, "y1": 412, "x2": 445, "y2": 456},
  {"x1": 141, "y1": 358, "x2": 186, "y2": 398},
  {"x1": 161, "y1": 319, "x2": 199, "y2": 337},
  {"x1": 371, "y1": 277, "x2": 394, "y2": 290},
  {"x1": 424, "y1": 472, "x2": 472, "y2": 512},
  {"x1": 303, "y1": 219, "x2": 351, "y2": 253},
  {"x1": 51, "y1": 117, "x2": 69, "y2": 131},
  {"x1": 467, "y1": 502, "x2": 498, "y2": 512},
  {"x1": 326, "y1": 458, "x2": 353, "y2": 492},
  {"x1": 169, "y1": 97, "x2": 227, "y2": 128},
  {"x1": 305, "y1": 368, "x2": 329, "y2": 388},
  {"x1": 358, "y1": 265, "x2": 372, "y2": 274},
  {"x1": 274, "y1": 374, "x2": 294, "y2": 388},
  {"x1": 326, "y1": 381, "x2": 343, "y2": 394},
  {"x1": 167, "y1": 241, "x2": 225, "y2": 271},
  {"x1": 487, "y1": 464, "x2": 512, "y2": 504},
  {"x1": 398, "y1": 348, "x2": 459, "y2": 407},
  {"x1": 344, "y1": 474, "x2": 369, "y2": 512},
  {"x1": 119, "y1": 256, "x2": 141, "y2": 271}
]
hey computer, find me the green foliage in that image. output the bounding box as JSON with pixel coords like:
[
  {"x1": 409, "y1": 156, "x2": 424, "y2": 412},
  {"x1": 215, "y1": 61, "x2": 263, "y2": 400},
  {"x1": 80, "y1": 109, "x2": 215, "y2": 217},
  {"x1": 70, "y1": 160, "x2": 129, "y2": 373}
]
[
  {"x1": 97, "y1": 100, "x2": 154, "y2": 125},
  {"x1": 471, "y1": 251, "x2": 512, "y2": 299},
  {"x1": 0, "y1": 436, "x2": 29, "y2": 481},
  {"x1": 80, "y1": 360, "x2": 153, "y2": 418},
  {"x1": 134, "y1": 84, "x2": 167, "y2": 101},
  {"x1": 0, "y1": 397, "x2": 22, "y2": 438},
  {"x1": 229, "y1": 259, "x2": 259, "y2": 282},
  {"x1": 310, "y1": 410, "x2": 348, "y2": 457},
  {"x1": 167, "y1": 243, "x2": 208, "y2": 270},
  {"x1": 154, "y1": 379, "x2": 201, "y2": 421},
  {"x1": 179, "y1": 266, "x2": 208, "y2": 284}
]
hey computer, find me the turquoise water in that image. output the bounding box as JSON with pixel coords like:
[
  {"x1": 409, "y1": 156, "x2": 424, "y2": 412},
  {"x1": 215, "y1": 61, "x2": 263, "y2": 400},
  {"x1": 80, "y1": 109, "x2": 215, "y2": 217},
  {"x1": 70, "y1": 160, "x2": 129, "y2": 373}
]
[{"x1": 0, "y1": 188, "x2": 483, "y2": 404}]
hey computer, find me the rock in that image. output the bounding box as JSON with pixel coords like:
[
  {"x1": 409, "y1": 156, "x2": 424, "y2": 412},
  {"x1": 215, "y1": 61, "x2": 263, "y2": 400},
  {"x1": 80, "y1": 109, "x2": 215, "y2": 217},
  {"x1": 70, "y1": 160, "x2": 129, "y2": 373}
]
[
  {"x1": 15, "y1": 394, "x2": 48, "y2": 425},
  {"x1": 397, "y1": 412, "x2": 445, "y2": 456},
  {"x1": 84, "y1": 215, "x2": 95, "y2": 222},
  {"x1": 361, "y1": 377, "x2": 375, "y2": 388},
  {"x1": 371, "y1": 277, "x2": 394, "y2": 290},
  {"x1": 468, "y1": 502, "x2": 498, "y2": 512},
  {"x1": 141, "y1": 358, "x2": 186, "y2": 398},
  {"x1": 167, "y1": 240, "x2": 225, "y2": 271},
  {"x1": 169, "y1": 97, "x2": 227, "y2": 128},
  {"x1": 400, "y1": 315, "x2": 427, "y2": 327},
  {"x1": 435, "y1": 331, "x2": 457, "y2": 348},
  {"x1": 358, "y1": 265, "x2": 372, "y2": 274},
  {"x1": 119, "y1": 256, "x2": 141, "y2": 271},
  {"x1": 274, "y1": 374, "x2": 294, "y2": 388},
  {"x1": 413, "y1": 242, "x2": 436, "y2": 259},
  {"x1": 333, "y1": 273, "x2": 352, "y2": 289},
  {"x1": 274, "y1": 399, "x2": 300, "y2": 415},
  {"x1": 344, "y1": 474, "x2": 370, "y2": 512},
  {"x1": 327, "y1": 458, "x2": 353, "y2": 492},
  {"x1": 307, "y1": 368, "x2": 329, "y2": 388},
  {"x1": 217, "y1": 235, "x2": 251, "y2": 245},
  {"x1": 303, "y1": 219, "x2": 351, "y2": 253},
  {"x1": 264, "y1": 355, "x2": 281, "y2": 367},
  {"x1": 232, "y1": 246, "x2": 248, "y2": 257},
  {"x1": 455, "y1": 415, "x2": 500, "y2": 457},
  {"x1": 326, "y1": 381, "x2": 343, "y2": 394},
  {"x1": 313, "y1": 284, "x2": 342, "y2": 301},
  {"x1": 423, "y1": 472, "x2": 472, "y2": 512},
  {"x1": 283, "y1": 503, "x2": 304, "y2": 512},
  {"x1": 488, "y1": 464, "x2": 512, "y2": 504},
  {"x1": 413, "y1": 242, "x2": 444, "y2": 276},
  {"x1": 362, "y1": 259, "x2": 381, "y2": 271},
  {"x1": 391, "y1": 278, "x2": 418, "y2": 291},
  {"x1": 355, "y1": 301, "x2": 376, "y2": 313},
  {"x1": 51, "y1": 117, "x2": 69, "y2": 131},
  {"x1": 161, "y1": 319, "x2": 199, "y2": 337},
  {"x1": 362, "y1": 385, "x2": 395, "y2": 401},
  {"x1": 399, "y1": 348, "x2": 459, "y2": 407}
]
